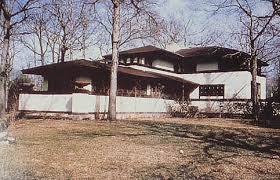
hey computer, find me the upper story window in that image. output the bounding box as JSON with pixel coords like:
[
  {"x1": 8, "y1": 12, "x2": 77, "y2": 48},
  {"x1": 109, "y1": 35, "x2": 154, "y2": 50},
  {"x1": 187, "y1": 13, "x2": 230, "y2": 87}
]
[
  {"x1": 196, "y1": 61, "x2": 219, "y2": 72},
  {"x1": 152, "y1": 59, "x2": 174, "y2": 72},
  {"x1": 139, "y1": 57, "x2": 145, "y2": 65},
  {"x1": 122, "y1": 57, "x2": 146, "y2": 65},
  {"x1": 126, "y1": 58, "x2": 131, "y2": 64}
]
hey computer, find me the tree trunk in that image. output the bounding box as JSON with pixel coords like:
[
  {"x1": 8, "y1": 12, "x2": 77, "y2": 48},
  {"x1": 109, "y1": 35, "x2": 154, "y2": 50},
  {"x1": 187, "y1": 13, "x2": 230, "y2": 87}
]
[
  {"x1": 0, "y1": 17, "x2": 11, "y2": 118},
  {"x1": 39, "y1": 34, "x2": 45, "y2": 65},
  {"x1": 60, "y1": 46, "x2": 66, "y2": 63},
  {"x1": 251, "y1": 55, "x2": 259, "y2": 122},
  {"x1": 108, "y1": 0, "x2": 120, "y2": 121}
]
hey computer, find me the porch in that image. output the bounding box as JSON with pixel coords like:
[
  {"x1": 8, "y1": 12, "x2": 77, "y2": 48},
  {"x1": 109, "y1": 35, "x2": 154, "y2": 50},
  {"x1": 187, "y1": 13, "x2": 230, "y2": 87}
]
[{"x1": 21, "y1": 59, "x2": 198, "y2": 100}]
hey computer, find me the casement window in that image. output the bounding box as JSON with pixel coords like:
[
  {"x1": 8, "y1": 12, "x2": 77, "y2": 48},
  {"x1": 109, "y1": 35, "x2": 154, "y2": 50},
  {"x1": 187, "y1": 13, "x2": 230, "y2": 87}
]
[
  {"x1": 199, "y1": 84, "x2": 224, "y2": 97},
  {"x1": 126, "y1": 58, "x2": 131, "y2": 64},
  {"x1": 133, "y1": 57, "x2": 138, "y2": 63},
  {"x1": 139, "y1": 57, "x2": 145, "y2": 65},
  {"x1": 119, "y1": 58, "x2": 125, "y2": 64}
]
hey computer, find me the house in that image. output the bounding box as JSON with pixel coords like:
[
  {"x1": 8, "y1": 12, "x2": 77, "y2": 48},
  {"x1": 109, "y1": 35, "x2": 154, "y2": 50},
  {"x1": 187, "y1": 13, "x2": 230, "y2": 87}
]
[{"x1": 18, "y1": 45, "x2": 267, "y2": 117}]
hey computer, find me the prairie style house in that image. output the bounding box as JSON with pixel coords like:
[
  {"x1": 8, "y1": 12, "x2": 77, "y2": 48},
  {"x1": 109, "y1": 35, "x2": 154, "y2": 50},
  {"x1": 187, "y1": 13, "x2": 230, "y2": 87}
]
[{"x1": 19, "y1": 45, "x2": 267, "y2": 115}]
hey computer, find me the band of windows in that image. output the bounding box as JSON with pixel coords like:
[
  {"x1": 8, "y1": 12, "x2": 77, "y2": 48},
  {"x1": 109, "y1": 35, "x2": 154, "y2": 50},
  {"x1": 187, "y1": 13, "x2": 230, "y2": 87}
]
[{"x1": 199, "y1": 84, "x2": 224, "y2": 97}]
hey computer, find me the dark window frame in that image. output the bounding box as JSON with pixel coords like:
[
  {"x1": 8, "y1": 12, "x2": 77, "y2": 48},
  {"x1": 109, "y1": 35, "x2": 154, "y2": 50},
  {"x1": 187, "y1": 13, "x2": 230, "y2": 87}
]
[{"x1": 199, "y1": 84, "x2": 225, "y2": 98}]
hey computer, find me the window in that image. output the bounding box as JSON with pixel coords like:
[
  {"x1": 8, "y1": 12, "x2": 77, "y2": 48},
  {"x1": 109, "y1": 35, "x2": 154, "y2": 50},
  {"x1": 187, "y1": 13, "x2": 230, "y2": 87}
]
[
  {"x1": 126, "y1": 58, "x2": 131, "y2": 64},
  {"x1": 133, "y1": 57, "x2": 138, "y2": 63},
  {"x1": 199, "y1": 84, "x2": 224, "y2": 97},
  {"x1": 139, "y1": 57, "x2": 145, "y2": 65},
  {"x1": 119, "y1": 58, "x2": 125, "y2": 64},
  {"x1": 196, "y1": 62, "x2": 219, "y2": 72}
]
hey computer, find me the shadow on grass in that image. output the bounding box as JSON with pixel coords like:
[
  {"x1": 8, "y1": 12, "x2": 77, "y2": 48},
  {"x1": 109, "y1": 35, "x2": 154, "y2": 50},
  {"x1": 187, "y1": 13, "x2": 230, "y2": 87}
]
[
  {"x1": 129, "y1": 120, "x2": 280, "y2": 179},
  {"x1": 134, "y1": 164, "x2": 216, "y2": 180},
  {"x1": 130, "y1": 120, "x2": 280, "y2": 157},
  {"x1": 57, "y1": 120, "x2": 280, "y2": 179}
]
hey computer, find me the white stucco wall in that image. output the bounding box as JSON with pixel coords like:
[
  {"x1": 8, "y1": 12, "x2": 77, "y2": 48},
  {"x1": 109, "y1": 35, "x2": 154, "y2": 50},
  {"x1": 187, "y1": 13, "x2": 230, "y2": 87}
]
[
  {"x1": 152, "y1": 59, "x2": 174, "y2": 71},
  {"x1": 183, "y1": 71, "x2": 252, "y2": 99},
  {"x1": 182, "y1": 71, "x2": 266, "y2": 100},
  {"x1": 72, "y1": 93, "x2": 92, "y2": 113},
  {"x1": 126, "y1": 66, "x2": 267, "y2": 100},
  {"x1": 196, "y1": 62, "x2": 218, "y2": 72},
  {"x1": 256, "y1": 76, "x2": 266, "y2": 100},
  {"x1": 19, "y1": 94, "x2": 72, "y2": 112},
  {"x1": 19, "y1": 93, "x2": 174, "y2": 114}
]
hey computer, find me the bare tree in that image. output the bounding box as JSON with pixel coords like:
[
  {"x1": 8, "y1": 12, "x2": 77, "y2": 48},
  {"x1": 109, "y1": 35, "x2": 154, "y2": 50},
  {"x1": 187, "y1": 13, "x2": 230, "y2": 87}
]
[
  {"x1": 45, "y1": 0, "x2": 96, "y2": 63},
  {"x1": 96, "y1": 0, "x2": 162, "y2": 120},
  {"x1": 21, "y1": 5, "x2": 49, "y2": 66},
  {"x1": 94, "y1": 0, "x2": 161, "y2": 54},
  {"x1": 0, "y1": 0, "x2": 39, "y2": 117},
  {"x1": 108, "y1": 0, "x2": 120, "y2": 120},
  {"x1": 209, "y1": 0, "x2": 278, "y2": 121}
]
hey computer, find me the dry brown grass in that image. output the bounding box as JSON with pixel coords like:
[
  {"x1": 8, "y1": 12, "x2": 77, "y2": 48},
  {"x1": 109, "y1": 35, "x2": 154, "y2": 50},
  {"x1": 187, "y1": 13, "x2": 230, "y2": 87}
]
[{"x1": 1, "y1": 118, "x2": 280, "y2": 179}]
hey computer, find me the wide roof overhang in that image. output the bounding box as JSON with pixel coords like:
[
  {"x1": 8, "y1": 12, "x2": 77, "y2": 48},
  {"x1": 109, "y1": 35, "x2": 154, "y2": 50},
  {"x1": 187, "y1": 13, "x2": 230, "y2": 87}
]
[{"x1": 22, "y1": 59, "x2": 199, "y2": 86}]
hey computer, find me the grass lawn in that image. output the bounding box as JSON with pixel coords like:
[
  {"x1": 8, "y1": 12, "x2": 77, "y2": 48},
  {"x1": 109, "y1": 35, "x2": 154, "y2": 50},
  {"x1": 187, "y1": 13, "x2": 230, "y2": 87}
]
[{"x1": 0, "y1": 118, "x2": 280, "y2": 179}]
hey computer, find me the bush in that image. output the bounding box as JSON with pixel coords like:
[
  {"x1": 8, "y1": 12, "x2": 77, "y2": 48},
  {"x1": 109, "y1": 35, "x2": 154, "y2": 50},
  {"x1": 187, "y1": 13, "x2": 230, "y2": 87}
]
[
  {"x1": 261, "y1": 101, "x2": 280, "y2": 121},
  {"x1": 168, "y1": 101, "x2": 199, "y2": 118}
]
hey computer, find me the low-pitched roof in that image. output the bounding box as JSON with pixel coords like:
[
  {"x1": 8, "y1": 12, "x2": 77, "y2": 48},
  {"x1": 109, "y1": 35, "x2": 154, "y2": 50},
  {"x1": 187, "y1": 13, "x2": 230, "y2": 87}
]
[
  {"x1": 22, "y1": 59, "x2": 198, "y2": 85},
  {"x1": 103, "y1": 45, "x2": 183, "y2": 59},
  {"x1": 176, "y1": 46, "x2": 268, "y2": 66}
]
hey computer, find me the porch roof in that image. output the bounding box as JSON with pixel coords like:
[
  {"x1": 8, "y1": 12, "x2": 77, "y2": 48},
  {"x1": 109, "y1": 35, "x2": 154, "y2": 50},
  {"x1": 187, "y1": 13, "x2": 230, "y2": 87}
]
[{"x1": 21, "y1": 59, "x2": 199, "y2": 86}]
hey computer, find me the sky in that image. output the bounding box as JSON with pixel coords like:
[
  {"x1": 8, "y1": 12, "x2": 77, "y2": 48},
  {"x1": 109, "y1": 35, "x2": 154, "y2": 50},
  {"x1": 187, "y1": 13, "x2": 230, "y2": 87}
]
[
  {"x1": 13, "y1": 0, "x2": 276, "y2": 70},
  {"x1": 14, "y1": 0, "x2": 226, "y2": 69}
]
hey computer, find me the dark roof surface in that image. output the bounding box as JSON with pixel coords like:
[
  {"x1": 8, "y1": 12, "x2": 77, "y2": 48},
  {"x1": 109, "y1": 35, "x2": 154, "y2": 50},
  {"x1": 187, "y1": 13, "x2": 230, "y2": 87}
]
[
  {"x1": 176, "y1": 46, "x2": 249, "y2": 58},
  {"x1": 176, "y1": 46, "x2": 268, "y2": 66},
  {"x1": 103, "y1": 45, "x2": 183, "y2": 59},
  {"x1": 22, "y1": 59, "x2": 198, "y2": 85}
]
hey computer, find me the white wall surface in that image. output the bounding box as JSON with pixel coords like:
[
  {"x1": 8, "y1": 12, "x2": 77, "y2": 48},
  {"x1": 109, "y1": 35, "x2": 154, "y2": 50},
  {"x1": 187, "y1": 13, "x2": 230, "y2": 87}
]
[
  {"x1": 183, "y1": 71, "x2": 267, "y2": 100},
  {"x1": 152, "y1": 59, "x2": 174, "y2": 71},
  {"x1": 183, "y1": 71, "x2": 252, "y2": 99},
  {"x1": 19, "y1": 94, "x2": 72, "y2": 112},
  {"x1": 196, "y1": 62, "x2": 218, "y2": 72},
  {"x1": 19, "y1": 93, "x2": 174, "y2": 113},
  {"x1": 72, "y1": 93, "x2": 92, "y2": 113},
  {"x1": 257, "y1": 76, "x2": 266, "y2": 99},
  {"x1": 129, "y1": 66, "x2": 267, "y2": 100}
]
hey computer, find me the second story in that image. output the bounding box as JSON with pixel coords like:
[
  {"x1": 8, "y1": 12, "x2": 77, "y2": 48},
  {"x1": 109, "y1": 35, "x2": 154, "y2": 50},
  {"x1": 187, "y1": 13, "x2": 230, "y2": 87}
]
[
  {"x1": 103, "y1": 45, "x2": 183, "y2": 73},
  {"x1": 176, "y1": 46, "x2": 267, "y2": 76},
  {"x1": 103, "y1": 45, "x2": 268, "y2": 76}
]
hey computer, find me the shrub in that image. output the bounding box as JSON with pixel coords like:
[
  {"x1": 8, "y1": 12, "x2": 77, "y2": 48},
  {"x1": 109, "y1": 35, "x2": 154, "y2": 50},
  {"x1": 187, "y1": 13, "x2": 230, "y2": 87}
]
[
  {"x1": 261, "y1": 101, "x2": 280, "y2": 121},
  {"x1": 168, "y1": 101, "x2": 199, "y2": 118}
]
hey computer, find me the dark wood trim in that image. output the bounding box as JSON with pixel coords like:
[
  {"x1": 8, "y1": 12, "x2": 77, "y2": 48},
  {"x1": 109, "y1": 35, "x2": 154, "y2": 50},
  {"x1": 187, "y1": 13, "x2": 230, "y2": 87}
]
[{"x1": 199, "y1": 84, "x2": 225, "y2": 98}]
